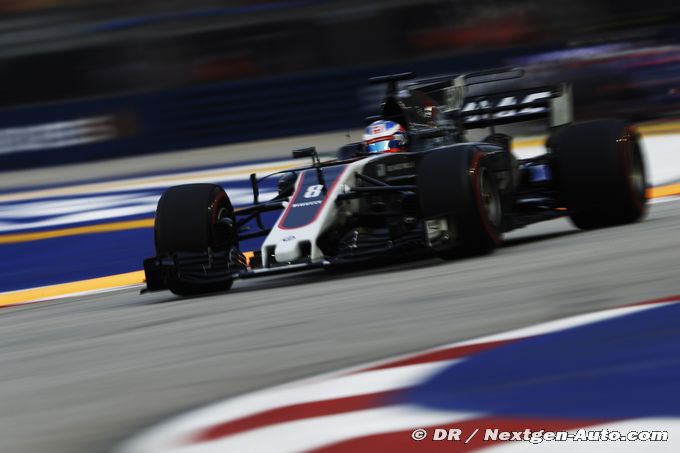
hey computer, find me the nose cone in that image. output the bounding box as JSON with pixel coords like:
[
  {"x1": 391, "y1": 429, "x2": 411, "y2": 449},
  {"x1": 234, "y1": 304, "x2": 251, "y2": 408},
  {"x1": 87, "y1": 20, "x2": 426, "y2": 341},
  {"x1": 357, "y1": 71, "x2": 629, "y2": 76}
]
[{"x1": 274, "y1": 237, "x2": 301, "y2": 263}]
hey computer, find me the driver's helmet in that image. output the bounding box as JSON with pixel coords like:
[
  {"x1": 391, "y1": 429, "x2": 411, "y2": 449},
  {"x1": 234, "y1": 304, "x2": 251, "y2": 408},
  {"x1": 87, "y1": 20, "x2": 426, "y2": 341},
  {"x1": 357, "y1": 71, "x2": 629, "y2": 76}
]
[{"x1": 362, "y1": 120, "x2": 408, "y2": 154}]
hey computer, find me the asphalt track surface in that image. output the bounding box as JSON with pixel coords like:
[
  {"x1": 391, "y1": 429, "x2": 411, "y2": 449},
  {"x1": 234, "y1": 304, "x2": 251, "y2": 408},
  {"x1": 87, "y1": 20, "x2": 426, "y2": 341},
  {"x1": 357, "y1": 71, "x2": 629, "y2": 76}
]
[{"x1": 1, "y1": 193, "x2": 679, "y2": 453}]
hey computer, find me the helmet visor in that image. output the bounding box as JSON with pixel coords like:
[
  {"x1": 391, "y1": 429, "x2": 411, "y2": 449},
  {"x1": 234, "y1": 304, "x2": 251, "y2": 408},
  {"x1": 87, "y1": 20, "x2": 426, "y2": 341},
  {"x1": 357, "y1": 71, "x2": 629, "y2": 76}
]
[
  {"x1": 365, "y1": 137, "x2": 404, "y2": 154},
  {"x1": 366, "y1": 139, "x2": 391, "y2": 154}
]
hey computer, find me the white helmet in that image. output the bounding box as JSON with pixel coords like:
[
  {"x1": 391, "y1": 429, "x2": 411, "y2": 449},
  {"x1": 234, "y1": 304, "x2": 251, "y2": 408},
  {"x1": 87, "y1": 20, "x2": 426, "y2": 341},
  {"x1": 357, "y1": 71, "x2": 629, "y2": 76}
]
[{"x1": 362, "y1": 120, "x2": 408, "y2": 154}]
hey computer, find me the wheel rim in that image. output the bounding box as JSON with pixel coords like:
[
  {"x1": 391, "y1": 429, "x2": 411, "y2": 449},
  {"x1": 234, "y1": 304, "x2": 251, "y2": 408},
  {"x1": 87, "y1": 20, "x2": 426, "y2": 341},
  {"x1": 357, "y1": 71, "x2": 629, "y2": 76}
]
[
  {"x1": 629, "y1": 144, "x2": 645, "y2": 199},
  {"x1": 209, "y1": 192, "x2": 231, "y2": 249},
  {"x1": 479, "y1": 167, "x2": 502, "y2": 228},
  {"x1": 216, "y1": 207, "x2": 228, "y2": 221}
]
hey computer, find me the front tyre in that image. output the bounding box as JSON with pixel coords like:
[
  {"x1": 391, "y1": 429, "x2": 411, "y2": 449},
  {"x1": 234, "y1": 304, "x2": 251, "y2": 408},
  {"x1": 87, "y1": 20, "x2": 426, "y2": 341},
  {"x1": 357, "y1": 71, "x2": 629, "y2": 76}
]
[{"x1": 154, "y1": 184, "x2": 237, "y2": 296}]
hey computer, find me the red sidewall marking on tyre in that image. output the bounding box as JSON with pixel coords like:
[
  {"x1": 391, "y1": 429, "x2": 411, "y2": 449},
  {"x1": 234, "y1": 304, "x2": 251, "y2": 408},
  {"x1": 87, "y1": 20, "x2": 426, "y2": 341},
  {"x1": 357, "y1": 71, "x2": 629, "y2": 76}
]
[{"x1": 470, "y1": 151, "x2": 501, "y2": 245}]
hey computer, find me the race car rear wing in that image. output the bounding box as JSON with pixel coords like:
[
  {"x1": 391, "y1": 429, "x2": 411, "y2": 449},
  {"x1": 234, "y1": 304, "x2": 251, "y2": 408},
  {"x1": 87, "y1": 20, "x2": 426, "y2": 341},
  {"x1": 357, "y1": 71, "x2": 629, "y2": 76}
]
[{"x1": 408, "y1": 68, "x2": 573, "y2": 129}]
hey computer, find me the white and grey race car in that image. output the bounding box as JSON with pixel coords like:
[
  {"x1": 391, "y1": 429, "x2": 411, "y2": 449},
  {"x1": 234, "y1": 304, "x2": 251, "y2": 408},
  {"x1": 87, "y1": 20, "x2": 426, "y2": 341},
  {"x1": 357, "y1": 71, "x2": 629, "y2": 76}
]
[{"x1": 143, "y1": 70, "x2": 647, "y2": 296}]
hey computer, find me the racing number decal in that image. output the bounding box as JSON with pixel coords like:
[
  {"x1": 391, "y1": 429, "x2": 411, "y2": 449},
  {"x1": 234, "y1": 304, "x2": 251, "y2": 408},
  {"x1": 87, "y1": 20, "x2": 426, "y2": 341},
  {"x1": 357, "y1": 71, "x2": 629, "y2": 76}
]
[
  {"x1": 279, "y1": 166, "x2": 347, "y2": 229},
  {"x1": 304, "y1": 185, "x2": 324, "y2": 199}
]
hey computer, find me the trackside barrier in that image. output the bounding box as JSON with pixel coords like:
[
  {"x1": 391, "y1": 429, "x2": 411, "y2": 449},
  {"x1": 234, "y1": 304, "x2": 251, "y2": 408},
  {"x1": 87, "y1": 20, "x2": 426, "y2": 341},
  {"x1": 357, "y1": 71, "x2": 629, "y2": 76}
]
[
  {"x1": 3, "y1": 41, "x2": 678, "y2": 170},
  {"x1": 0, "y1": 47, "x2": 551, "y2": 170}
]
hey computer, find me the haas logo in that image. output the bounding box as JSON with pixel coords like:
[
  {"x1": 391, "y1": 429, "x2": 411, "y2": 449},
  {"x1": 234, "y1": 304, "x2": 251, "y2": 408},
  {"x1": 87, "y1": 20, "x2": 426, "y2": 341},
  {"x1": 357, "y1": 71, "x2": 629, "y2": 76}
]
[{"x1": 462, "y1": 91, "x2": 552, "y2": 122}]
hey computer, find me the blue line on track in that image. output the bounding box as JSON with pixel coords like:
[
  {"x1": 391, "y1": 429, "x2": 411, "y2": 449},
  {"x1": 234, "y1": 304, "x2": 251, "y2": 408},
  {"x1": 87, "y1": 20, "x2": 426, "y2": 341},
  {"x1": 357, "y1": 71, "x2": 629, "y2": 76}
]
[
  {"x1": 0, "y1": 228, "x2": 154, "y2": 293},
  {"x1": 0, "y1": 206, "x2": 277, "y2": 293}
]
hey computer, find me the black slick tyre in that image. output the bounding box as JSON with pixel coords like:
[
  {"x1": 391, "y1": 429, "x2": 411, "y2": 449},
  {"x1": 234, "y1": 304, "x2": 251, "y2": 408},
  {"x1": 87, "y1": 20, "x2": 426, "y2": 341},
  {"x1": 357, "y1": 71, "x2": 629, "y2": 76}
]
[
  {"x1": 417, "y1": 145, "x2": 503, "y2": 258},
  {"x1": 154, "y1": 183, "x2": 236, "y2": 295},
  {"x1": 549, "y1": 119, "x2": 647, "y2": 229}
]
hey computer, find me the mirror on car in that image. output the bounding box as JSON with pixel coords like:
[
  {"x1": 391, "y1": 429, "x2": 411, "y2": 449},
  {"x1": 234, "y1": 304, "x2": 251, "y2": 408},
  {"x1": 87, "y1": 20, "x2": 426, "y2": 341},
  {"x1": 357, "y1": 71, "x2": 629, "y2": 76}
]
[{"x1": 292, "y1": 147, "x2": 317, "y2": 159}]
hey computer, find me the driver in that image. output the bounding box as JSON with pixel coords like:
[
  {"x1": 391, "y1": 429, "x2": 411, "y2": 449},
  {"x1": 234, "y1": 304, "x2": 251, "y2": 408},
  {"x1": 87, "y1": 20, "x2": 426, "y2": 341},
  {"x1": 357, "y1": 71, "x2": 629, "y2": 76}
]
[{"x1": 363, "y1": 120, "x2": 408, "y2": 154}]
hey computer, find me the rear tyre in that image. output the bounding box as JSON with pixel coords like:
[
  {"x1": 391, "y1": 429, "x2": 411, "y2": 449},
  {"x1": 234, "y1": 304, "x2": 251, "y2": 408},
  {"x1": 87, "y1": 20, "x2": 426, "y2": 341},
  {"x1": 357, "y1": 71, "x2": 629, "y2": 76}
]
[
  {"x1": 154, "y1": 184, "x2": 236, "y2": 295},
  {"x1": 417, "y1": 146, "x2": 503, "y2": 258},
  {"x1": 549, "y1": 119, "x2": 647, "y2": 229}
]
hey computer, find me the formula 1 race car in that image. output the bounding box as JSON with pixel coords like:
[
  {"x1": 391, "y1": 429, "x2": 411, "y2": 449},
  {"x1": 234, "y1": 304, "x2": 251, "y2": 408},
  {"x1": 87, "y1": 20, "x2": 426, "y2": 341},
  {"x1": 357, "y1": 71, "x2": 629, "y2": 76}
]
[{"x1": 143, "y1": 69, "x2": 647, "y2": 296}]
